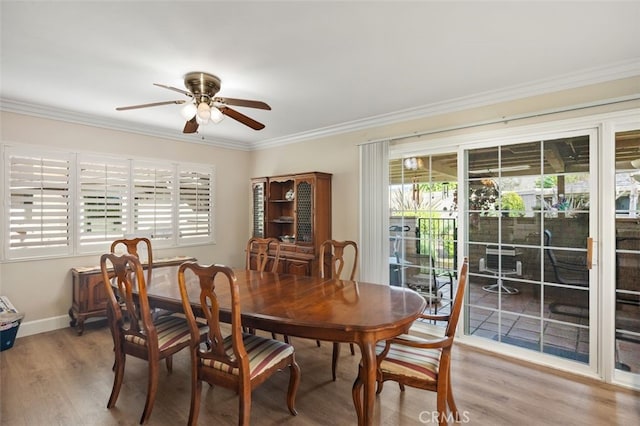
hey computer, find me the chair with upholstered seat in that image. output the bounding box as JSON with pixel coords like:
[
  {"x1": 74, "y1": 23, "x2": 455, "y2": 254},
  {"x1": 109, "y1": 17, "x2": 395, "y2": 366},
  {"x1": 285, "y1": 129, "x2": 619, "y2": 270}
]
[
  {"x1": 177, "y1": 261, "x2": 300, "y2": 426},
  {"x1": 319, "y1": 239, "x2": 359, "y2": 381},
  {"x1": 352, "y1": 257, "x2": 469, "y2": 426},
  {"x1": 100, "y1": 253, "x2": 208, "y2": 424}
]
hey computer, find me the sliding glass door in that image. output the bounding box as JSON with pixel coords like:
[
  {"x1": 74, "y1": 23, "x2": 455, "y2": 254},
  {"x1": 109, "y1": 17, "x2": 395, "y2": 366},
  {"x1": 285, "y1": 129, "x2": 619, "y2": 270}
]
[
  {"x1": 613, "y1": 128, "x2": 640, "y2": 382},
  {"x1": 464, "y1": 132, "x2": 596, "y2": 367},
  {"x1": 389, "y1": 152, "x2": 458, "y2": 322},
  {"x1": 384, "y1": 113, "x2": 640, "y2": 387}
]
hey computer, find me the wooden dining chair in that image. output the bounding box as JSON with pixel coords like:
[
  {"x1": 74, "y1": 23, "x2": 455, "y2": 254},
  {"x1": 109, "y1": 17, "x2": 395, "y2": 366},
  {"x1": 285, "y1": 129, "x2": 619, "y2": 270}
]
[
  {"x1": 245, "y1": 237, "x2": 286, "y2": 339},
  {"x1": 319, "y1": 239, "x2": 359, "y2": 381},
  {"x1": 352, "y1": 257, "x2": 469, "y2": 426},
  {"x1": 110, "y1": 236, "x2": 171, "y2": 320},
  {"x1": 177, "y1": 261, "x2": 300, "y2": 426},
  {"x1": 100, "y1": 253, "x2": 208, "y2": 424}
]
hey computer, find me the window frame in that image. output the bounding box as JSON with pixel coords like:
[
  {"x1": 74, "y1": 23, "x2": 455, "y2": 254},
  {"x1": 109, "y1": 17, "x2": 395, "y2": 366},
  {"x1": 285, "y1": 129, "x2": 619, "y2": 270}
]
[
  {"x1": 177, "y1": 163, "x2": 215, "y2": 246},
  {"x1": 76, "y1": 153, "x2": 130, "y2": 253},
  {"x1": 2, "y1": 143, "x2": 216, "y2": 260},
  {"x1": 4, "y1": 146, "x2": 74, "y2": 259}
]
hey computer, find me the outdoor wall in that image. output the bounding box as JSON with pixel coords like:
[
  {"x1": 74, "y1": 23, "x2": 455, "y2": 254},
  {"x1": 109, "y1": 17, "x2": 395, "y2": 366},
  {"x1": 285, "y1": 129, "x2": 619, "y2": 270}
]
[{"x1": 467, "y1": 214, "x2": 589, "y2": 281}]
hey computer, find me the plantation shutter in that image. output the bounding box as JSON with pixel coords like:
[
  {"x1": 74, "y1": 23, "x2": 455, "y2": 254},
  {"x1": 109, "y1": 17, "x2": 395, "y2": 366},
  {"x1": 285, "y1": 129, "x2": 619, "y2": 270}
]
[
  {"x1": 77, "y1": 156, "x2": 129, "y2": 250},
  {"x1": 132, "y1": 162, "x2": 174, "y2": 241},
  {"x1": 6, "y1": 148, "x2": 72, "y2": 258},
  {"x1": 178, "y1": 167, "x2": 214, "y2": 242}
]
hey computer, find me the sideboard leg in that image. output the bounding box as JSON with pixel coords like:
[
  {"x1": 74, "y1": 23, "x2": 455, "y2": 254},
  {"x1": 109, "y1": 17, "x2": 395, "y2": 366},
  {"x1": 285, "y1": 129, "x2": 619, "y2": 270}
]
[
  {"x1": 68, "y1": 307, "x2": 77, "y2": 328},
  {"x1": 68, "y1": 308, "x2": 85, "y2": 335}
]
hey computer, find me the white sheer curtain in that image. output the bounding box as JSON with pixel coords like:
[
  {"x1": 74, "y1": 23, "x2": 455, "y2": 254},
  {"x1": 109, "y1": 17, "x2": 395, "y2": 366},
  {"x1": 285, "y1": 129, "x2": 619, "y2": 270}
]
[{"x1": 359, "y1": 140, "x2": 389, "y2": 284}]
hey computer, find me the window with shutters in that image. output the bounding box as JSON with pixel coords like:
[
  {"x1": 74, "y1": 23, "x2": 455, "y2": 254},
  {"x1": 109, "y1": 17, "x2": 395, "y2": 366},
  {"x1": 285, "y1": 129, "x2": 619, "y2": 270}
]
[
  {"x1": 5, "y1": 147, "x2": 73, "y2": 258},
  {"x1": 77, "y1": 155, "x2": 129, "y2": 250},
  {"x1": 132, "y1": 162, "x2": 174, "y2": 242},
  {"x1": 179, "y1": 166, "x2": 213, "y2": 243},
  {"x1": 2, "y1": 145, "x2": 215, "y2": 260}
]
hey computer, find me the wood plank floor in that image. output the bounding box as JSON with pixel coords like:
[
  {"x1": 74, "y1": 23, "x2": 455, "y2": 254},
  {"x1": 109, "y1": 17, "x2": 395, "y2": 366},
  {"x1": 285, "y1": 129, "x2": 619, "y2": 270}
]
[{"x1": 1, "y1": 322, "x2": 638, "y2": 425}]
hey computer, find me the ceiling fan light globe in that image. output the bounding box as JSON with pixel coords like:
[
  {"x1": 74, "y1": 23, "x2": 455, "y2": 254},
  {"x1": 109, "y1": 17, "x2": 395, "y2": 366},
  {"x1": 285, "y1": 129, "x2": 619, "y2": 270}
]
[
  {"x1": 180, "y1": 102, "x2": 197, "y2": 120},
  {"x1": 210, "y1": 106, "x2": 224, "y2": 123},
  {"x1": 195, "y1": 114, "x2": 209, "y2": 125},
  {"x1": 197, "y1": 102, "x2": 211, "y2": 121}
]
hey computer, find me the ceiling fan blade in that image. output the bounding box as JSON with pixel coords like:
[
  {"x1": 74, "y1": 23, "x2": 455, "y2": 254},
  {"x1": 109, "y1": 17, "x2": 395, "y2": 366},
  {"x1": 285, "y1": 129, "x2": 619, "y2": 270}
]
[
  {"x1": 183, "y1": 117, "x2": 199, "y2": 134},
  {"x1": 153, "y1": 83, "x2": 192, "y2": 97},
  {"x1": 116, "y1": 100, "x2": 185, "y2": 111},
  {"x1": 220, "y1": 106, "x2": 265, "y2": 130},
  {"x1": 214, "y1": 97, "x2": 271, "y2": 110}
]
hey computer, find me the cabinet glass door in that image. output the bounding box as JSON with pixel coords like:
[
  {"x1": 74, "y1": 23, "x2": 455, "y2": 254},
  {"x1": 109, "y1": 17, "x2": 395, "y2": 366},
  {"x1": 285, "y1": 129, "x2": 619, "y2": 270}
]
[
  {"x1": 296, "y1": 180, "x2": 313, "y2": 243},
  {"x1": 252, "y1": 180, "x2": 266, "y2": 237}
]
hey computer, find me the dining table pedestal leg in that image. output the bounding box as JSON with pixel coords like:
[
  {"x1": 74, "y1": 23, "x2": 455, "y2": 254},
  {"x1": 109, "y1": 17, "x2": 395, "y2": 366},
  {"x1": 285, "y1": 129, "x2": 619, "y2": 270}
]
[{"x1": 354, "y1": 338, "x2": 377, "y2": 426}]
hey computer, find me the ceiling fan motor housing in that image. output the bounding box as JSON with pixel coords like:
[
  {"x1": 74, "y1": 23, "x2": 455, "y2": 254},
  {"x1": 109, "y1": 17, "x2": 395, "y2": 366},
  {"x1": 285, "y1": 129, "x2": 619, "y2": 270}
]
[{"x1": 184, "y1": 72, "x2": 221, "y2": 102}]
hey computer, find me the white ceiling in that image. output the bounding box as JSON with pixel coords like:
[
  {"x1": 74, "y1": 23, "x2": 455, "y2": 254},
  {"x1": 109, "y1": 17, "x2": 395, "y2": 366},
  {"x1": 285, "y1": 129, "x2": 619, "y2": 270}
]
[{"x1": 2, "y1": 1, "x2": 640, "y2": 150}]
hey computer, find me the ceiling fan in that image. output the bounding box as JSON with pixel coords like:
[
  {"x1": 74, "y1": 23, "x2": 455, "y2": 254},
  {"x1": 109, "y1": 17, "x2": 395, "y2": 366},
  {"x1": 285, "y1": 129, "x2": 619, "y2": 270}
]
[{"x1": 116, "y1": 72, "x2": 271, "y2": 133}]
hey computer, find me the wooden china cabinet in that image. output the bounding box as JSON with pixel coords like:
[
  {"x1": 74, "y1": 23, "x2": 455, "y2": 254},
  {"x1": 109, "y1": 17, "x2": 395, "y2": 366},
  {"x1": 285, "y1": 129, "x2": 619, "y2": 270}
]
[{"x1": 250, "y1": 172, "x2": 331, "y2": 276}]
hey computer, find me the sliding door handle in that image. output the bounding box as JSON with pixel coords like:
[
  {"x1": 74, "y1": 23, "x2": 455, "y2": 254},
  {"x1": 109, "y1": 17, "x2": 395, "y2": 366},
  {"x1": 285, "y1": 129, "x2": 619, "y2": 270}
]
[{"x1": 587, "y1": 237, "x2": 593, "y2": 270}]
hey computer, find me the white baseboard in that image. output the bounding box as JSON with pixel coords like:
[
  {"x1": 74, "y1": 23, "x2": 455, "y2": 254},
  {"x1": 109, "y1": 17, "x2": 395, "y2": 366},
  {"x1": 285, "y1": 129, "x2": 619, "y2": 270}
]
[{"x1": 16, "y1": 315, "x2": 72, "y2": 338}]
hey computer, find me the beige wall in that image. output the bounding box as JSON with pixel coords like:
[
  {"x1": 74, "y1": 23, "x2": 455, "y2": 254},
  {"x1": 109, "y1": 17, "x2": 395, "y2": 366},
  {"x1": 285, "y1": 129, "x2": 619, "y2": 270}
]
[
  {"x1": 0, "y1": 112, "x2": 252, "y2": 335},
  {"x1": 249, "y1": 135, "x2": 361, "y2": 243},
  {"x1": 250, "y1": 75, "x2": 640, "y2": 250},
  {"x1": 2, "y1": 75, "x2": 639, "y2": 336}
]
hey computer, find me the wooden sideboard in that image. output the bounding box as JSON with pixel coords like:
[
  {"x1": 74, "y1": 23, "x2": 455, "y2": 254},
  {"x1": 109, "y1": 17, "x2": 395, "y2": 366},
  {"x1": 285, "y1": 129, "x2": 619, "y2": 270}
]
[{"x1": 68, "y1": 256, "x2": 195, "y2": 335}]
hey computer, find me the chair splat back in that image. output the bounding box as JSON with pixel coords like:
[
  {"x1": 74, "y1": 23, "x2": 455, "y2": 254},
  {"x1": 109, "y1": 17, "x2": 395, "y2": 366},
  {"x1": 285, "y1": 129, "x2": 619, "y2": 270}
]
[
  {"x1": 111, "y1": 237, "x2": 154, "y2": 282},
  {"x1": 443, "y1": 259, "x2": 468, "y2": 339},
  {"x1": 320, "y1": 239, "x2": 358, "y2": 280},
  {"x1": 319, "y1": 239, "x2": 359, "y2": 381},
  {"x1": 246, "y1": 237, "x2": 281, "y2": 273},
  {"x1": 178, "y1": 262, "x2": 246, "y2": 366},
  {"x1": 110, "y1": 237, "x2": 153, "y2": 265},
  {"x1": 101, "y1": 253, "x2": 154, "y2": 340}
]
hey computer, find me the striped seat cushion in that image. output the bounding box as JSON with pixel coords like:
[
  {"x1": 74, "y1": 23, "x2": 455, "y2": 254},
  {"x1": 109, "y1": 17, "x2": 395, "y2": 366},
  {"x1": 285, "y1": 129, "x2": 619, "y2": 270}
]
[
  {"x1": 125, "y1": 314, "x2": 207, "y2": 351},
  {"x1": 376, "y1": 336, "x2": 442, "y2": 382},
  {"x1": 201, "y1": 333, "x2": 294, "y2": 380}
]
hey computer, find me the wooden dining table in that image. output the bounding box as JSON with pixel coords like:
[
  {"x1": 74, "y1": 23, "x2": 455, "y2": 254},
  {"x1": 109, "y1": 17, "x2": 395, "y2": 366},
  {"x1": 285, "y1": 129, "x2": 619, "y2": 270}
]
[{"x1": 140, "y1": 265, "x2": 426, "y2": 425}]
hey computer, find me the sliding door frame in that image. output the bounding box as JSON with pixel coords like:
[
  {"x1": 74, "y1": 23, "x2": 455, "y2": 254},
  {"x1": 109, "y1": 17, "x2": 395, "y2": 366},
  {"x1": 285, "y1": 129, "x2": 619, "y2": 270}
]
[{"x1": 386, "y1": 108, "x2": 640, "y2": 388}]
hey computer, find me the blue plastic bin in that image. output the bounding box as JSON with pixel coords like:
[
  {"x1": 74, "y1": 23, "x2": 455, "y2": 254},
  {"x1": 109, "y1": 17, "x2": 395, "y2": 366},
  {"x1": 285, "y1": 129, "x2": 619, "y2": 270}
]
[{"x1": 0, "y1": 296, "x2": 23, "y2": 351}]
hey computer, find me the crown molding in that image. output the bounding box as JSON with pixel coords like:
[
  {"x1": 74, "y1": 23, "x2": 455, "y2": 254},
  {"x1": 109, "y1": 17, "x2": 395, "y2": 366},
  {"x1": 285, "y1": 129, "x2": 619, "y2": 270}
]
[
  {"x1": 254, "y1": 58, "x2": 640, "y2": 150},
  {"x1": 0, "y1": 99, "x2": 252, "y2": 151}
]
